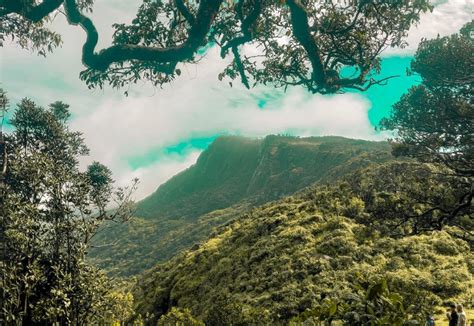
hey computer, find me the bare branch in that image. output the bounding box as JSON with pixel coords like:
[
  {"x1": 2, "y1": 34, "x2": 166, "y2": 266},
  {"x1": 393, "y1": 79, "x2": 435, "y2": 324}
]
[{"x1": 343, "y1": 75, "x2": 400, "y2": 91}]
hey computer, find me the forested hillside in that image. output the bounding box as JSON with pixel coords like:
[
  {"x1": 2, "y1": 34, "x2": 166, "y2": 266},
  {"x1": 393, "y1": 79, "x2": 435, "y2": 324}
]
[
  {"x1": 132, "y1": 162, "x2": 474, "y2": 325},
  {"x1": 90, "y1": 136, "x2": 393, "y2": 275}
]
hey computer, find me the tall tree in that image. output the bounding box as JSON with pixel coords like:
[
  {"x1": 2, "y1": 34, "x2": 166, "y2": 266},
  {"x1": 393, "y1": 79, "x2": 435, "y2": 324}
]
[
  {"x1": 1, "y1": 0, "x2": 431, "y2": 93},
  {"x1": 381, "y1": 22, "x2": 473, "y2": 241},
  {"x1": 0, "y1": 93, "x2": 138, "y2": 324}
]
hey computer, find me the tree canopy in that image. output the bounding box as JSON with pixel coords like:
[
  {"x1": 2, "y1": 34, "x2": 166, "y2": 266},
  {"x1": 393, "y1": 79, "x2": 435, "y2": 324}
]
[
  {"x1": 382, "y1": 21, "x2": 473, "y2": 177},
  {"x1": 0, "y1": 93, "x2": 138, "y2": 324},
  {"x1": 381, "y1": 22, "x2": 473, "y2": 243},
  {"x1": 1, "y1": 0, "x2": 432, "y2": 92}
]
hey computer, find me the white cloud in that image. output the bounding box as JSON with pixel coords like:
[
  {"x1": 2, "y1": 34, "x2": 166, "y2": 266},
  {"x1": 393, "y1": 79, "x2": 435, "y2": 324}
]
[
  {"x1": 384, "y1": 0, "x2": 472, "y2": 56},
  {"x1": 116, "y1": 150, "x2": 202, "y2": 200}
]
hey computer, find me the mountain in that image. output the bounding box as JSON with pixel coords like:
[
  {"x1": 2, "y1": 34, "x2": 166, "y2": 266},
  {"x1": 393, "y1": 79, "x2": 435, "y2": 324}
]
[
  {"x1": 135, "y1": 136, "x2": 261, "y2": 220},
  {"x1": 136, "y1": 135, "x2": 392, "y2": 219},
  {"x1": 90, "y1": 135, "x2": 393, "y2": 276},
  {"x1": 132, "y1": 162, "x2": 474, "y2": 324}
]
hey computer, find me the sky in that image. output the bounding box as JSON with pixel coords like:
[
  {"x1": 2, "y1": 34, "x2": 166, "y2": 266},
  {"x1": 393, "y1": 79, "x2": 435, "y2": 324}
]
[{"x1": 0, "y1": 0, "x2": 472, "y2": 200}]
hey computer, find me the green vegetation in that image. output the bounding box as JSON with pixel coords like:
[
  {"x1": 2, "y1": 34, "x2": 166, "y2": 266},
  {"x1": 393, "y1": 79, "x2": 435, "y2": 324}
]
[
  {"x1": 290, "y1": 278, "x2": 425, "y2": 325},
  {"x1": 157, "y1": 308, "x2": 205, "y2": 326},
  {"x1": 1, "y1": 17, "x2": 471, "y2": 326},
  {"x1": 90, "y1": 135, "x2": 393, "y2": 276},
  {"x1": 381, "y1": 22, "x2": 473, "y2": 241},
  {"x1": 0, "y1": 94, "x2": 137, "y2": 324},
  {"x1": 128, "y1": 23, "x2": 473, "y2": 326},
  {"x1": 78, "y1": 23, "x2": 474, "y2": 325},
  {"x1": 132, "y1": 162, "x2": 473, "y2": 324},
  {"x1": 137, "y1": 135, "x2": 392, "y2": 220}
]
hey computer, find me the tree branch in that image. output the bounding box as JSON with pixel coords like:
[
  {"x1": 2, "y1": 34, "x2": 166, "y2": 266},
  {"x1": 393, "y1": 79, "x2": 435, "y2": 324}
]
[
  {"x1": 441, "y1": 189, "x2": 473, "y2": 224},
  {"x1": 343, "y1": 75, "x2": 400, "y2": 91},
  {"x1": 174, "y1": 0, "x2": 195, "y2": 26},
  {"x1": 286, "y1": 0, "x2": 326, "y2": 86},
  {"x1": 219, "y1": 0, "x2": 263, "y2": 89},
  {"x1": 220, "y1": 0, "x2": 263, "y2": 56},
  {"x1": 2, "y1": 0, "x2": 431, "y2": 92},
  {"x1": 232, "y1": 46, "x2": 250, "y2": 89},
  {"x1": 63, "y1": 0, "x2": 223, "y2": 72},
  {"x1": 0, "y1": 0, "x2": 64, "y2": 22}
]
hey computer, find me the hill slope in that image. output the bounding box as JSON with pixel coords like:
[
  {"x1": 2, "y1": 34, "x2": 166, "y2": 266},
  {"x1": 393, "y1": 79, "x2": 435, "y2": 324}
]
[
  {"x1": 132, "y1": 162, "x2": 474, "y2": 324},
  {"x1": 90, "y1": 135, "x2": 393, "y2": 275},
  {"x1": 136, "y1": 135, "x2": 392, "y2": 219},
  {"x1": 136, "y1": 136, "x2": 261, "y2": 220}
]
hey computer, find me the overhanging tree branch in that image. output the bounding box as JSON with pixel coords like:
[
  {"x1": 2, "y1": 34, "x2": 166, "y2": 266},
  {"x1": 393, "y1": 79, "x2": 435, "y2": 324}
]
[
  {"x1": 174, "y1": 0, "x2": 196, "y2": 26},
  {"x1": 343, "y1": 75, "x2": 400, "y2": 91},
  {"x1": 220, "y1": 0, "x2": 263, "y2": 56},
  {"x1": 2, "y1": 0, "x2": 432, "y2": 92},
  {"x1": 219, "y1": 0, "x2": 263, "y2": 89},
  {"x1": 0, "y1": 0, "x2": 63, "y2": 22},
  {"x1": 63, "y1": 0, "x2": 223, "y2": 72},
  {"x1": 231, "y1": 46, "x2": 250, "y2": 89},
  {"x1": 286, "y1": 0, "x2": 327, "y2": 87}
]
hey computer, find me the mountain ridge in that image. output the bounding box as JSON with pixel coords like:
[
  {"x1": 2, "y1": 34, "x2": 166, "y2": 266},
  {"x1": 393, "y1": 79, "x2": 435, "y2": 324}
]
[
  {"x1": 136, "y1": 135, "x2": 391, "y2": 218},
  {"x1": 90, "y1": 135, "x2": 394, "y2": 276}
]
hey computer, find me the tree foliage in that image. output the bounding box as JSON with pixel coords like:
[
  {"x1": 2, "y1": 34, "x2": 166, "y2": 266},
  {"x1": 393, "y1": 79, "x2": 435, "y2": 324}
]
[
  {"x1": 0, "y1": 92, "x2": 138, "y2": 324},
  {"x1": 0, "y1": 1, "x2": 62, "y2": 55},
  {"x1": 291, "y1": 278, "x2": 421, "y2": 325},
  {"x1": 341, "y1": 162, "x2": 473, "y2": 241},
  {"x1": 382, "y1": 21, "x2": 473, "y2": 176},
  {"x1": 1, "y1": 0, "x2": 431, "y2": 93},
  {"x1": 157, "y1": 307, "x2": 205, "y2": 326},
  {"x1": 381, "y1": 22, "x2": 473, "y2": 240}
]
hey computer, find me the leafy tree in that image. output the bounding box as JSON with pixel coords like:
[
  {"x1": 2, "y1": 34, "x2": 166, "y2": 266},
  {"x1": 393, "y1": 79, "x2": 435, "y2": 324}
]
[
  {"x1": 341, "y1": 162, "x2": 472, "y2": 239},
  {"x1": 381, "y1": 22, "x2": 473, "y2": 239},
  {"x1": 157, "y1": 307, "x2": 205, "y2": 326},
  {"x1": 382, "y1": 21, "x2": 473, "y2": 177},
  {"x1": 101, "y1": 280, "x2": 137, "y2": 324},
  {"x1": 291, "y1": 277, "x2": 428, "y2": 326},
  {"x1": 0, "y1": 92, "x2": 138, "y2": 324},
  {"x1": 1, "y1": 0, "x2": 431, "y2": 92}
]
